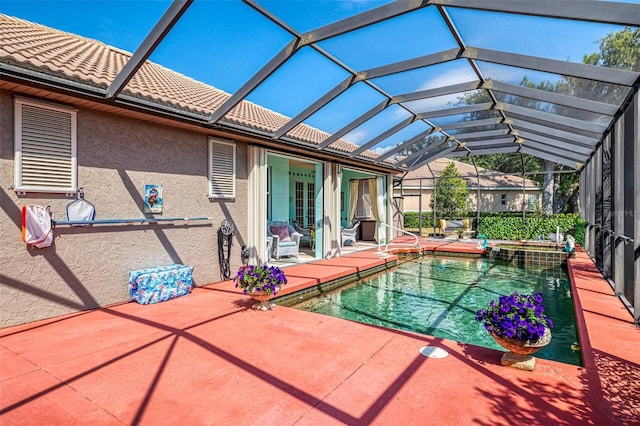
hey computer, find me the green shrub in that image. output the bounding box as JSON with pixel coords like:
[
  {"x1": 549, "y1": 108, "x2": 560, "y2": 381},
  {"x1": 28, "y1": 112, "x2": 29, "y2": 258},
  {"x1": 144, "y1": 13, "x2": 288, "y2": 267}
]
[
  {"x1": 403, "y1": 212, "x2": 436, "y2": 228},
  {"x1": 477, "y1": 213, "x2": 585, "y2": 245},
  {"x1": 567, "y1": 217, "x2": 586, "y2": 246},
  {"x1": 402, "y1": 211, "x2": 585, "y2": 246}
]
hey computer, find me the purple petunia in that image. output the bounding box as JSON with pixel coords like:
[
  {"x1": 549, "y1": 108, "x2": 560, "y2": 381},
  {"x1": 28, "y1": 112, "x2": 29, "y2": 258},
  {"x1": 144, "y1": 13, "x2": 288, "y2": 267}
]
[
  {"x1": 233, "y1": 264, "x2": 288, "y2": 296},
  {"x1": 475, "y1": 291, "x2": 553, "y2": 341}
]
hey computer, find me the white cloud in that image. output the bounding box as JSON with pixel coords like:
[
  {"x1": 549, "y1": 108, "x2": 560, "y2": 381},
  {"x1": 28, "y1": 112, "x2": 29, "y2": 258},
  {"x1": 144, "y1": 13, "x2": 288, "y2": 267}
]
[
  {"x1": 479, "y1": 66, "x2": 526, "y2": 85},
  {"x1": 419, "y1": 67, "x2": 477, "y2": 91},
  {"x1": 390, "y1": 105, "x2": 415, "y2": 120},
  {"x1": 405, "y1": 93, "x2": 465, "y2": 111},
  {"x1": 343, "y1": 129, "x2": 369, "y2": 145},
  {"x1": 371, "y1": 145, "x2": 393, "y2": 155}
]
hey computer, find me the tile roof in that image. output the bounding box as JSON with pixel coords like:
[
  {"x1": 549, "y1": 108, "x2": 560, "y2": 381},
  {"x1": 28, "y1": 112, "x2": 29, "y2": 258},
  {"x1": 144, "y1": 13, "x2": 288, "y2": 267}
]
[
  {"x1": 401, "y1": 158, "x2": 540, "y2": 189},
  {"x1": 0, "y1": 14, "x2": 375, "y2": 158}
]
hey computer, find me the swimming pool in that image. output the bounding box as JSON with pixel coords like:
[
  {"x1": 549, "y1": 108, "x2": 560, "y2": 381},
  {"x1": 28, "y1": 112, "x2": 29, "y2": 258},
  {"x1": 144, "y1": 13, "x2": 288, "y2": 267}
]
[{"x1": 293, "y1": 256, "x2": 581, "y2": 366}]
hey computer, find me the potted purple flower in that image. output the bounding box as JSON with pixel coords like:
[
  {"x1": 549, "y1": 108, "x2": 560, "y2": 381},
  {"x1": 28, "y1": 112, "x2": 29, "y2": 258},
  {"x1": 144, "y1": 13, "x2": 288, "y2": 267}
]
[
  {"x1": 233, "y1": 264, "x2": 287, "y2": 300},
  {"x1": 475, "y1": 291, "x2": 554, "y2": 369}
]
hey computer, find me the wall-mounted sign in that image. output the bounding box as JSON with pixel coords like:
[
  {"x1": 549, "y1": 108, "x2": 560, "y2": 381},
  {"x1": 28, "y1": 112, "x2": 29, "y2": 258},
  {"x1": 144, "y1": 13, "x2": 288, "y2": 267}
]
[{"x1": 144, "y1": 184, "x2": 163, "y2": 214}]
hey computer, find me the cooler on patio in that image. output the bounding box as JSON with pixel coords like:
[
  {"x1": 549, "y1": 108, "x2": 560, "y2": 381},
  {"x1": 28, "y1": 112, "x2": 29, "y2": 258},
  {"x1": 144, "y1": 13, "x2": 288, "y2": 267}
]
[{"x1": 128, "y1": 264, "x2": 194, "y2": 304}]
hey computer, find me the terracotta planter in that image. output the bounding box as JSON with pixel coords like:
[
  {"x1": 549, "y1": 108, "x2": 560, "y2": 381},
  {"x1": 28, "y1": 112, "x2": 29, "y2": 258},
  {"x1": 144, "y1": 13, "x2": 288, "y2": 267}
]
[
  {"x1": 248, "y1": 285, "x2": 281, "y2": 302},
  {"x1": 491, "y1": 328, "x2": 552, "y2": 355},
  {"x1": 249, "y1": 291, "x2": 272, "y2": 302}
]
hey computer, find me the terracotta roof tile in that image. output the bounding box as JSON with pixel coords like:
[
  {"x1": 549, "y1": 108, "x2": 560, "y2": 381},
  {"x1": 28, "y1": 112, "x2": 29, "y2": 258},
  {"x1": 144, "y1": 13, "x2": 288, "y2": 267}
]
[
  {"x1": 401, "y1": 158, "x2": 539, "y2": 189},
  {"x1": 0, "y1": 14, "x2": 378, "y2": 160}
]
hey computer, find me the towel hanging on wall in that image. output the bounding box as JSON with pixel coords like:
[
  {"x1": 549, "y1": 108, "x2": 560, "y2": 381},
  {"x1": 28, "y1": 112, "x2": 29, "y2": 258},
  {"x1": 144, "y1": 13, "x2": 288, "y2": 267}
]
[{"x1": 21, "y1": 204, "x2": 53, "y2": 248}]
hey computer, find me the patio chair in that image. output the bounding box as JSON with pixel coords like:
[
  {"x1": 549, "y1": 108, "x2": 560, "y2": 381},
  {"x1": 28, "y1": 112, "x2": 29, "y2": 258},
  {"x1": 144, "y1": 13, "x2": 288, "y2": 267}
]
[
  {"x1": 292, "y1": 220, "x2": 313, "y2": 247},
  {"x1": 341, "y1": 220, "x2": 360, "y2": 247},
  {"x1": 267, "y1": 220, "x2": 302, "y2": 259}
]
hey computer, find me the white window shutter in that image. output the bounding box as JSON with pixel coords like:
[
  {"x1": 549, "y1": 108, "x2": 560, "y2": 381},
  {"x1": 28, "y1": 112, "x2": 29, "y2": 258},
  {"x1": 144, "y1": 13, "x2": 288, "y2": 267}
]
[
  {"x1": 14, "y1": 98, "x2": 77, "y2": 193},
  {"x1": 209, "y1": 137, "x2": 236, "y2": 199}
]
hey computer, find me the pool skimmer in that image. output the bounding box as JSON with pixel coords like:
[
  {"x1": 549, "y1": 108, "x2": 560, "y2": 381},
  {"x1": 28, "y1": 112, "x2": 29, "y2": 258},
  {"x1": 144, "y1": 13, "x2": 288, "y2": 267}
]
[{"x1": 419, "y1": 346, "x2": 448, "y2": 358}]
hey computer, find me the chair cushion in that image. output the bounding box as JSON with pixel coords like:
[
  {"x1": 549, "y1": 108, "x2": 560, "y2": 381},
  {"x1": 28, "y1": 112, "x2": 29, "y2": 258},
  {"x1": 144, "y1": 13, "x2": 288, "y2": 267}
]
[
  {"x1": 270, "y1": 225, "x2": 291, "y2": 242},
  {"x1": 278, "y1": 241, "x2": 297, "y2": 247}
]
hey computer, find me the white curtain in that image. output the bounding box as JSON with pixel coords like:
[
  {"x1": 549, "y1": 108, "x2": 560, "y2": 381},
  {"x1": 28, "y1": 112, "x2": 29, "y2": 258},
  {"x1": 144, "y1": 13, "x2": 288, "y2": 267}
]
[
  {"x1": 369, "y1": 177, "x2": 385, "y2": 242},
  {"x1": 349, "y1": 179, "x2": 359, "y2": 222},
  {"x1": 325, "y1": 163, "x2": 341, "y2": 258},
  {"x1": 369, "y1": 178, "x2": 383, "y2": 222}
]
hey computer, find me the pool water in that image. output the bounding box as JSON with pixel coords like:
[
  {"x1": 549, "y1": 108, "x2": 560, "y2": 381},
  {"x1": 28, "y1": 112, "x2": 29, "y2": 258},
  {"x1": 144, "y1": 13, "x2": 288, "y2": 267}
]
[{"x1": 293, "y1": 256, "x2": 581, "y2": 366}]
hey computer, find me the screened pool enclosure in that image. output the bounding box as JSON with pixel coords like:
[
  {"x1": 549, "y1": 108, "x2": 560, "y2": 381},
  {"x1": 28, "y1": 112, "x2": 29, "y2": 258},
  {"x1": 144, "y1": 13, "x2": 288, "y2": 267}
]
[{"x1": 1, "y1": 0, "x2": 639, "y2": 322}]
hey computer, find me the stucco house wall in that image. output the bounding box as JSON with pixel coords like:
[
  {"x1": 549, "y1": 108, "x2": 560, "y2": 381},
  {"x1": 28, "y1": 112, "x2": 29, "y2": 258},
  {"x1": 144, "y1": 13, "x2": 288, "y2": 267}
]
[
  {"x1": 0, "y1": 90, "x2": 248, "y2": 327},
  {"x1": 400, "y1": 188, "x2": 540, "y2": 213},
  {"x1": 0, "y1": 15, "x2": 399, "y2": 328}
]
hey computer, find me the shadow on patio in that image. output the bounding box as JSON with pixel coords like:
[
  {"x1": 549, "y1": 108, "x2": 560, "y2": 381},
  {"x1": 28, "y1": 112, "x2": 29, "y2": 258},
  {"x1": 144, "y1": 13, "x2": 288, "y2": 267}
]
[{"x1": 1, "y1": 244, "x2": 638, "y2": 425}]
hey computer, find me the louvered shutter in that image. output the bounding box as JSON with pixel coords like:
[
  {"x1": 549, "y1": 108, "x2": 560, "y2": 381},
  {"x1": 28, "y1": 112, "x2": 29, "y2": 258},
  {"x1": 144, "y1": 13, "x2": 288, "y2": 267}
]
[
  {"x1": 15, "y1": 98, "x2": 76, "y2": 192},
  {"x1": 209, "y1": 137, "x2": 236, "y2": 199}
]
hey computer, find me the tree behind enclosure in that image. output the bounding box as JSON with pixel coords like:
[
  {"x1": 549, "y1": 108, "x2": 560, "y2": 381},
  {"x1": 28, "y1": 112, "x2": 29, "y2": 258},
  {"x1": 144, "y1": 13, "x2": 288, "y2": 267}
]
[{"x1": 434, "y1": 162, "x2": 468, "y2": 219}]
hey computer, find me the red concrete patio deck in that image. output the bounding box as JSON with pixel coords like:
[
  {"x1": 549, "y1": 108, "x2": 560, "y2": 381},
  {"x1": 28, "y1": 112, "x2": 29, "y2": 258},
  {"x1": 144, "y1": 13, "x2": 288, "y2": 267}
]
[{"x1": 1, "y1": 239, "x2": 639, "y2": 425}]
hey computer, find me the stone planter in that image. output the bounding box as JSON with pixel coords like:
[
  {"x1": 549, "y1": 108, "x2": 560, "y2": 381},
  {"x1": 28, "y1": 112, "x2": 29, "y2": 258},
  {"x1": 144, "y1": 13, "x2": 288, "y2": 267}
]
[{"x1": 491, "y1": 328, "x2": 552, "y2": 371}]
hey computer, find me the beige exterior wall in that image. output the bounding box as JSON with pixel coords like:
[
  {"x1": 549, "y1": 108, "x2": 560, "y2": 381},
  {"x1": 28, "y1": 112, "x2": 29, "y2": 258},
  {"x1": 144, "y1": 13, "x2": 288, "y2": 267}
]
[
  {"x1": 398, "y1": 188, "x2": 541, "y2": 214},
  {"x1": 0, "y1": 90, "x2": 248, "y2": 327}
]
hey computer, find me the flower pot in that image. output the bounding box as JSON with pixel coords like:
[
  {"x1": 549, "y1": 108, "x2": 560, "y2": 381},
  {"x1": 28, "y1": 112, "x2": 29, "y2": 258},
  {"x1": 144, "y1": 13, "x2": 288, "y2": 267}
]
[
  {"x1": 491, "y1": 328, "x2": 552, "y2": 355},
  {"x1": 491, "y1": 328, "x2": 552, "y2": 371},
  {"x1": 249, "y1": 289, "x2": 275, "y2": 302},
  {"x1": 248, "y1": 285, "x2": 281, "y2": 310},
  {"x1": 234, "y1": 265, "x2": 287, "y2": 310}
]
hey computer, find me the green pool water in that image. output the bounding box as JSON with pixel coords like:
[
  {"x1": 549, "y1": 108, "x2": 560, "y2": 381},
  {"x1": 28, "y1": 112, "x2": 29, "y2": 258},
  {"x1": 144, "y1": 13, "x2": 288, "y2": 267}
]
[{"x1": 293, "y1": 256, "x2": 581, "y2": 366}]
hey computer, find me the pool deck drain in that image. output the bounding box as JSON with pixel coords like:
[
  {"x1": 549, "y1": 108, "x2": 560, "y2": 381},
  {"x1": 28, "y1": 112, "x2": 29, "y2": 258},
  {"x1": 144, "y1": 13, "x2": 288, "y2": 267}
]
[{"x1": 419, "y1": 346, "x2": 448, "y2": 358}]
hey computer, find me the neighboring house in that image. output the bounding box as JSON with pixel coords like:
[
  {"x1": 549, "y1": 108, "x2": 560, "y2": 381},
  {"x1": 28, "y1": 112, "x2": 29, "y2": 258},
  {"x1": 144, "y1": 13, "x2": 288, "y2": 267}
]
[
  {"x1": 395, "y1": 158, "x2": 542, "y2": 215},
  {"x1": 0, "y1": 15, "x2": 395, "y2": 327}
]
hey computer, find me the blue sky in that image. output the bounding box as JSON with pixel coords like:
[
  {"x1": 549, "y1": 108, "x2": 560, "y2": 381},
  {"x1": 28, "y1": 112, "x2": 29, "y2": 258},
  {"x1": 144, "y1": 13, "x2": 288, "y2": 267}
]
[{"x1": 1, "y1": 0, "x2": 634, "y2": 153}]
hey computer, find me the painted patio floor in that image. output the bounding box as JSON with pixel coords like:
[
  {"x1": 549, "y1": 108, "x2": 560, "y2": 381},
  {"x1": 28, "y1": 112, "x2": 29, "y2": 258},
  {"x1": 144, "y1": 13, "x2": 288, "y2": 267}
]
[{"x1": 1, "y1": 239, "x2": 639, "y2": 425}]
